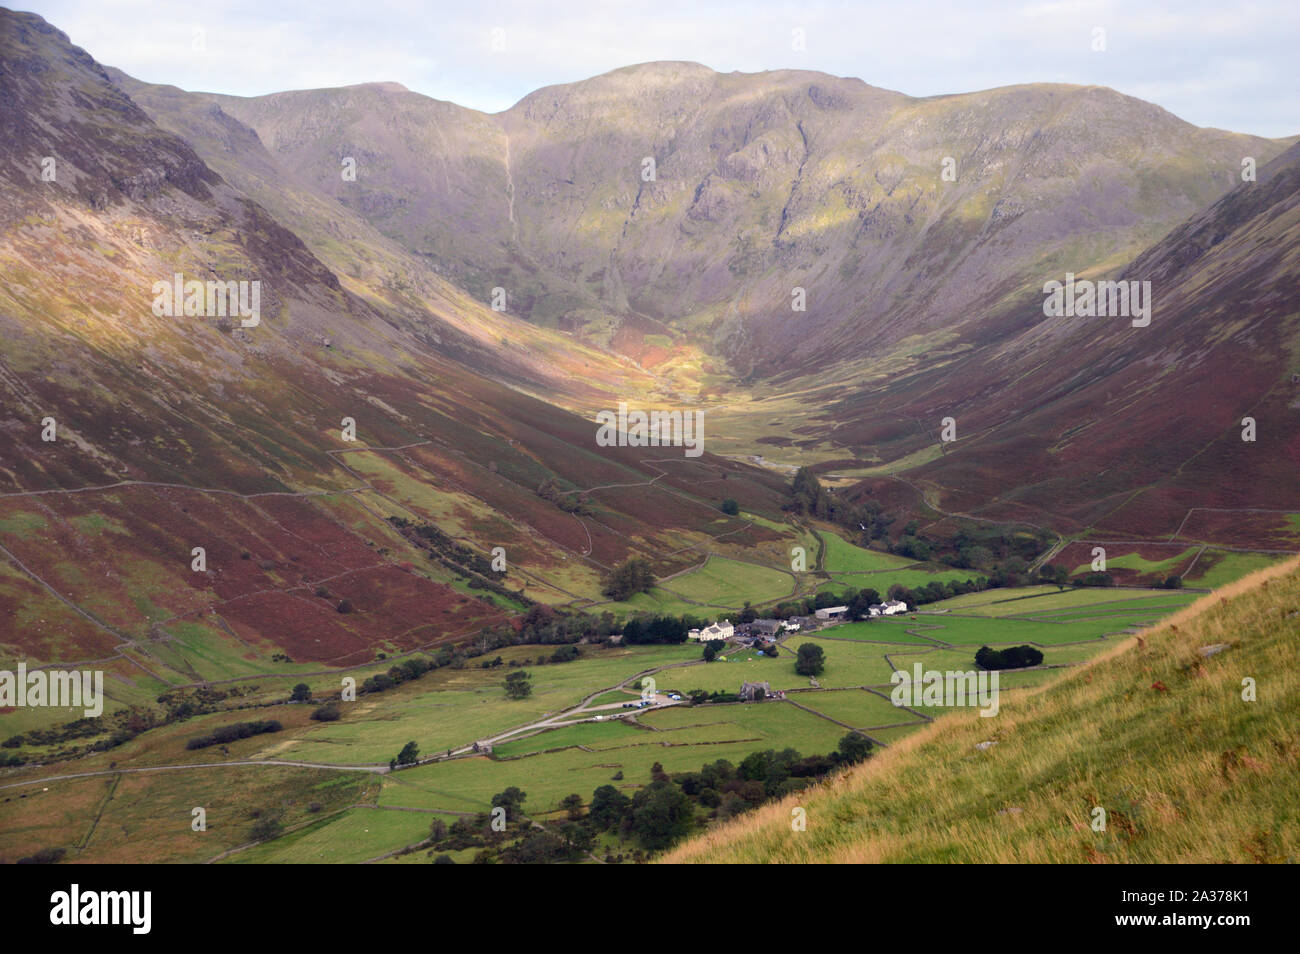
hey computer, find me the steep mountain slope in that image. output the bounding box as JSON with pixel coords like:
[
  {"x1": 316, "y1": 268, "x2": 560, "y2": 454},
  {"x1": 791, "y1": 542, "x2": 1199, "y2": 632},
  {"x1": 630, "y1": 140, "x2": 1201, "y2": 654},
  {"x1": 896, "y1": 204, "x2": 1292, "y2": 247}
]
[
  {"x1": 665, "y1": 555, "x2": 1300, "y2": 863},
  {"x1": 0, "y1": 11, "x2": 791, "y2": 723},
  {"x1": 834, "y1": 139, "x2": 1300, "y2": 539},
  {"x1": 106, "y1": 58, "x2": 1297, "y2": 546},
  {"x1": 176, "y1": 63, "x2": 1287, "y2": 378},
  {"x1": 104, "y1": 69, "x2": 650, "y2": 414}
]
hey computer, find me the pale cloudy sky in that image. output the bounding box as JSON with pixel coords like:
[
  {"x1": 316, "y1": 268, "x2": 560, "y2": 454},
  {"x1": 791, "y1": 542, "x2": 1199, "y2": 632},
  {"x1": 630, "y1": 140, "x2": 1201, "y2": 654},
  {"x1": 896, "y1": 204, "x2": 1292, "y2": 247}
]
[{"x1": 16, "y1": 0, "x2": 1299, "y2": 137}]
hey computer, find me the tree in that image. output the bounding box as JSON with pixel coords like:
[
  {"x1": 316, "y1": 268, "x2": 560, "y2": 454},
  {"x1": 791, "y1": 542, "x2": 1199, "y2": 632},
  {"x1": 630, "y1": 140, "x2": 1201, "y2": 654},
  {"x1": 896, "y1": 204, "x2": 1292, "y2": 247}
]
[
  {"x1": 491, "y1": 786, "x2": 527, "y2": 820},
  {"x1": 719, "y1": 498, "x2": 740, "y2": 516},
  {"x1": 394, "y1": 740, "x2": 420, "y2": 767},
  {"x1": 560, "y1": 793, "x2": 584, "y2": 821},
  {"x1": 589, "y1": 785, "x2": 631, "y2": 830},
  {"x1": 795, "y1": 643, "x2": 826, "y2": 677},
  {"x1": 290, "y1": 682, "x2": 312, "y2": 703},
  {"x1": 602, "y1": 558, "x2": 656, "y2": 600},
  {"x1": 835, "y1": 731, "x2": 874, "y2": 765},
  {"x1": 630, "y1": 782, "x2": 694, "y2": 850},
  {"x1": 702, "y1": 641, "x2": 720, "y2": 662},
  {"x1": 504, "y1": 670, "x2": 533, "y2": 700}
]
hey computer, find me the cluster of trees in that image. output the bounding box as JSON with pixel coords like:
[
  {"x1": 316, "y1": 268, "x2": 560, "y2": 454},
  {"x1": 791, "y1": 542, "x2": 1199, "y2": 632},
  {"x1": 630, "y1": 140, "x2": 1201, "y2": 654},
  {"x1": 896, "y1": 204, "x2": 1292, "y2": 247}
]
[
  {"x1": 602, "y1": 558, "x2": 656, "y2": 601},
  {"x1": 388, "y1": 516, "x2": 533, "y2": 606},
  {"x1": 621, "y1": 614, "x2": 694, "y2": 645},
  {"x1": 783, "y1": 470, "x2": 1084, "y2": 593},
  {"x1": 586, "y1": 733, "x2": 875, "y2": 852},
  {"x1": 418, "y1": 787, "x2": 596, "y2": 864},
  {"x1": 786, "y1": 467, "x2": 838, "y2": 520},
  {"x1": 535, "y1": 478, "x2": 592, "y2": 515},
  {"x1": 975, "y1": 645, "x2": 1045, "y2": 670},
  {"x1": 919, "y1": 524, "x2": 1055, "y2": 577},
  {"x1": 685, "y1": 688, "x2": 742, "y2": 704},
  {"x1": 787, "y1": 468, "x2": 894, "y2": 539},
  {"x1": 765, "y1": 578, "x2": 986, "y2": 625},
  {"x1": 185, "y1": 719, "x2": 282, "y2": 751},
  {"x1": 414, "y1": 732, "x2": 877, "y2": 863},
  {"x1": 4, "y1": 683, "x2": 257, "y2": 762},
  {"x1": 470, "y1": 604, "x2": 621, "y2": 656},
  {"x1": 360, "y1": 652, "x2": 448, "y2": 695}
]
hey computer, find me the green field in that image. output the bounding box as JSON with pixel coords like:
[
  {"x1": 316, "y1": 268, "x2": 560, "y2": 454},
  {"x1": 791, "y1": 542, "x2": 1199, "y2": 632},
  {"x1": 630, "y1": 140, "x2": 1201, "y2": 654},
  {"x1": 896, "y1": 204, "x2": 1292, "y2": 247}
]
[
  {"x1": 379, "y1": 702, "x2": 847, "y2": 814},
  {"x1": 792, "y1": 689, "x2": 913, "y2": 728},
  {"x1": 1069, "y1": 547, "x2": 1198, "y2": 577},
  {"x1": 818, "y1": 532, "x2": 916, "y2": 574},
  {"x1": 1184, "y1": 550, "x2": 1291, "y2": 589},
  {"x1": 265, "y1": 642, "x2": 700, "y2": 764},
  {"x1": 1, "y1": 571, "x2": 1214, "y2": 864},
  {"x1": 664, "y1": 555, "x2": 794, "y2": 608},
  {"x1": 226, "y1": 804, "x2": 431, "y2": 864}
]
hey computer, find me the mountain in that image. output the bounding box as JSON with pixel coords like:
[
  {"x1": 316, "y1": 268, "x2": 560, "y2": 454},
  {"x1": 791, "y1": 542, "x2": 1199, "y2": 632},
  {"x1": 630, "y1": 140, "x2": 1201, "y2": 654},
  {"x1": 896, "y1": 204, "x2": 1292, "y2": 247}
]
[
  {"x1": 108, "y1": 58, "x2": 1299, "y2": 544},
  {"x1": 835, "y1": 138, "x2": 1300, "y2": 540},
  {"x1": 0, "y1": 10, "x2": 790, "y2": 710},
  {"x1": 1, "y1": 4, "x2": 1296, "y2": 727},
  {"x1": 146, "y1": 63, "x2": 1287, "y2": 379}
]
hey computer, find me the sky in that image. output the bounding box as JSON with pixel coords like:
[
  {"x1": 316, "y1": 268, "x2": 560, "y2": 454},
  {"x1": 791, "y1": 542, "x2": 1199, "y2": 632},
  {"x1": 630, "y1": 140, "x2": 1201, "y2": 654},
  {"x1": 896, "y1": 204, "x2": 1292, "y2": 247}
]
[{"x1": 16, "y1": 0, "x2": 1299, "y2": 137}]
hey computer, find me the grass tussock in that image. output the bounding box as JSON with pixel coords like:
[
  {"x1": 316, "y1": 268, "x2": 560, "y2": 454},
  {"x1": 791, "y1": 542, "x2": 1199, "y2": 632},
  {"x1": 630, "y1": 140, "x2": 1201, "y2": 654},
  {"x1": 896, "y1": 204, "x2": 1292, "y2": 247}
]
[{"x1": 662, "y1": 556, "x2": 1300, "y2": 863}]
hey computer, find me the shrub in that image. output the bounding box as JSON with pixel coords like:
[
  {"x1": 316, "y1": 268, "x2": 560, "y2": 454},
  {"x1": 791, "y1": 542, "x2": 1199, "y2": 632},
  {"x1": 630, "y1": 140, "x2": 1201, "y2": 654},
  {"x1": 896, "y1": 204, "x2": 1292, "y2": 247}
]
[
  {"x1": 974, "y1": 645, "x2": 1044, "y2": 670},
  {"x1": 310, "y1": 703, "x2": 341, "y2": 722},
  {"x1": 185, "y1": 720, "x2": 282, "y2": 750},
  {"x1": 17, "y1": 847, "x2": 65, "y2": 864},
  {"x1": 249, "y1": 816, "x2": 283, "y2": 843}
]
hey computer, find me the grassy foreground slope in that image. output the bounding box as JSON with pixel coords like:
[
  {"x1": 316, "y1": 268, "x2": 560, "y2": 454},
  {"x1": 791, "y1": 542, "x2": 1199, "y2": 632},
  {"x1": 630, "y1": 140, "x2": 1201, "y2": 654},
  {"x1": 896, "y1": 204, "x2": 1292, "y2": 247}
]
[{"x1": 664, "y1": 556, "x2": 1300, "y2": 863}]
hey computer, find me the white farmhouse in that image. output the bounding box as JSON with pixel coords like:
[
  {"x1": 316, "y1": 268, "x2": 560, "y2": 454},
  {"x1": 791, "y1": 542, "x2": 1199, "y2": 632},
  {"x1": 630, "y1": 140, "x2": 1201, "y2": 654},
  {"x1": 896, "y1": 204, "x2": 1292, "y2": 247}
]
[
  {"x1": 689, "y1": 619, "x2": 734, "y2": 641},
  {"x1": 867, "y1": 600, "x2": 909, "y2": 617}
]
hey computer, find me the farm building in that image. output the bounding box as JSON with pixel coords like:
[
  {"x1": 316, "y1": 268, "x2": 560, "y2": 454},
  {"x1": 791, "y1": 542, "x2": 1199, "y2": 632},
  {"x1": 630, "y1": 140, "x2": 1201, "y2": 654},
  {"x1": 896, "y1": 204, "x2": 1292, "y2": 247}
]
[
  {"x1": 814, "y1": 605, "x2": 849, "y2": 621},
  {"x1": 739, "y1": 681, "x2": 771, "y2": 702},
  {"x1": 867, "y1": 600, "x2": 909, "y2": 617},
  {"x1": 752, "y1": 619, "x2": 783, "y2": 637},
  {"x1": 689, "y1": 619, "x2": 734, "y2": 641}
]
